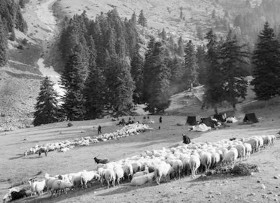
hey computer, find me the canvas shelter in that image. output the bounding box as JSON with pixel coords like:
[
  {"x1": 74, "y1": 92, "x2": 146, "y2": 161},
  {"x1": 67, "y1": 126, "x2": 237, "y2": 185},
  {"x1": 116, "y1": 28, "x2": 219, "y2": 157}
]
[
  {"x1": 186, "y1": 116, "x2": 197, "y2": 125},
  {"x1": 201, "y1": 117, "x2": 215, "y2": 128},
  {"x1": 243, "y1": 113, "x2": 258, "y2": 123}
]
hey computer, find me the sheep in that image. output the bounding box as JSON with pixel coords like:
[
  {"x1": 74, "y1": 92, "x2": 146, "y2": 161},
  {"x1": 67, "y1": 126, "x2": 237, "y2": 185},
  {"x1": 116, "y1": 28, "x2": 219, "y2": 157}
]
[
  {"x1": 243, "y1": 143, "x2": 252, "y2": 159},
  {"x1": 232, "y1": 144, "x2": 246, "y2": 161},
  {"x1": 131, "y1": 172, "x2": 154, "y2": 186},
  {"x1": 80, "y1": 171, "x2": 99, "y2": 188},
  {"x1": 50, "y1": 179, "x2": 73, "y2": 196},
  {"x1": 244, "y1": 138, "x2": 258, "y2": 153},
  {"x1": 154, "y1": 162, "x2": 172, "y2": 184},
  {"x1": 189, "y1": 153, "x2": 201, "y2": 178},
  {"x1": 28, "y1": 179, "x2": 46, "y2": 196},
  {"x1": 94, "y1": 156, "x2": 109, "y2": 164},
  {"x1": 199, "y1": 151, "x2": 212, "y2": 173},
  {"x1": 113, "y1": 165, "x2": 124, "y2": 185},
  {"x1": 122, "y1": 162, "x2": 133, "y2": 180},
  {"x1": 133, "y1": 165, "x2": 149, "y2": 178},
  {"x1": 45, "y1": 173, "x2": 58, "y2": 193},
  {"x1": 103, "y1": 169, "x2": 116, "y2": 188},
  {"x1": 223, "y1": 148, "x2": 238, "y2": 167}
]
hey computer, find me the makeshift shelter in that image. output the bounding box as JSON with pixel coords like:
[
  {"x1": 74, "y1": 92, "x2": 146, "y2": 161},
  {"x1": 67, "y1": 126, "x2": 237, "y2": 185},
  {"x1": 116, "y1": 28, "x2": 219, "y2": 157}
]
[
  {"x1": 243, "y1": 113, "x2": 258, "y2": 123},
  {"x1": 186, "y1": 116, "x2": 197, "y2": 125},
  {"x1": 201, "y1": 117, "x2": 215, "y2": 128},
  {"x1": 213, "y1": 113, "x2": 226, "y2": 122}
]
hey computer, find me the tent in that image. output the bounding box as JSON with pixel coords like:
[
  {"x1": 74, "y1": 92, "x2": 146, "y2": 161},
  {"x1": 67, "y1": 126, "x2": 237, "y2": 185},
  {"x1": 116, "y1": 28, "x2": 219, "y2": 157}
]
[
  {"x1": 213, "y1": 113, "x2": 226, "y2": 122},
  {"x1": 201, "y1": 117, "x2": 215, "y2": 128},
  {"x1": 186, "y1": 116, "x2": 197, "y2": 125},
  {"x1": 243, "y1": 113, "x2": 258, "y2": 123}
]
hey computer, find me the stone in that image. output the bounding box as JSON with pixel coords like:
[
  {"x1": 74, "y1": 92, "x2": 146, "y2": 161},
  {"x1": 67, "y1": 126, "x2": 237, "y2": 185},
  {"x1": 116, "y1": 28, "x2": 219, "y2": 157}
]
[
  {"x1": 261, "y1": 184, "x2": 266, "y2": 190},
  {"x1": 274, "y1": 176, "x2": 279, "y2": 179},
  {"x1": 257, "y1": 180, "x2": 261, "y2": 183}
]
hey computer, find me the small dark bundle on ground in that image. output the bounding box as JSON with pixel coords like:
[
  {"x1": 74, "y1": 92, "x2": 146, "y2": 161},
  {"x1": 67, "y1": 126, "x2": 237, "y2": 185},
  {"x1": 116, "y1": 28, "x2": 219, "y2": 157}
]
[{"x1": 231, "y1": 163, "x2": 260, "y2": 176}]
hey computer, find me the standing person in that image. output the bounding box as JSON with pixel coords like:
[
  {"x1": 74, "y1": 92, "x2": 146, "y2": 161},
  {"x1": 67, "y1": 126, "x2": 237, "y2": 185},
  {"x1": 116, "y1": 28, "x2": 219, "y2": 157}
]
[
  {"x1": 159, "y1": 116, "x2": 162, "y2": 123},
  {"x1": 98, "y1": 125, "x2": 102, "y2": 135}
]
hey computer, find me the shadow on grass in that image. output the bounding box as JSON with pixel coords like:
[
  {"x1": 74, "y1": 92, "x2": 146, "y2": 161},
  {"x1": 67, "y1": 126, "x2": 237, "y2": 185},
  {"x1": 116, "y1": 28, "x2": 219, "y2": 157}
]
[{"x1": 9, "y1": 154, "x2": 25, "y2": 160}]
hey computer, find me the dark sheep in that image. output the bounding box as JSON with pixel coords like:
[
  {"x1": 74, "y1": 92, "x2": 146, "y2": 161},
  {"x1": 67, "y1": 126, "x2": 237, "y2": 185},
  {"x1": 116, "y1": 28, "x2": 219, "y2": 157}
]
[{"x1": 94, "y1": 157, "x2": 109, "y2": 164}]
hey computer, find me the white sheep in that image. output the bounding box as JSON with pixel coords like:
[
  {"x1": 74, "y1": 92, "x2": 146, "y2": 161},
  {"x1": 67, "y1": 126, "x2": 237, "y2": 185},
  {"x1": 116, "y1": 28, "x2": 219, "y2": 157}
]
[
  {"x1": 199, "y1": 151, "x2": 212, "y2": 173},
  {"x1": 113, "y1": 165, "x2": 124, "y2": 185},
  {"x1": 154, "y1": 162, "x2": 172, "y2": 184},
  {"x1": 81, "y1": 170, "x2": 99, "y2": 188},
  {"x1": 189, "y1": 153, "x2": 201, "y2": 178},
  {"x1": 103, "y1": 169, "x2": 116, "y2": 188},
  {"x1": 28, "y1": 179, "x2": 46, "y2": 196},
  {"x1": 223, "y1": 148, "x2": 238, "y2": 167}
]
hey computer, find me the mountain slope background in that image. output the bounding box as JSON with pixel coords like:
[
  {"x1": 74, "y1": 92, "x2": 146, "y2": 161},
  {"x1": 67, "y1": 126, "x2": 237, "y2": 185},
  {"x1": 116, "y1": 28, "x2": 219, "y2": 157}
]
[{"x1": 2, "y1": 0, "x2": 280, "y2": 130}]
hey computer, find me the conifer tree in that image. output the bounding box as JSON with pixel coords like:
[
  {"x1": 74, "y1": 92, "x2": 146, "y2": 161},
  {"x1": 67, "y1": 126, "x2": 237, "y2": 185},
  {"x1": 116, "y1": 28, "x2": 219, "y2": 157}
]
[
  {"x1": 251, "y1": 22, "x2": 280, "y2": 100},
  {"x1": 160, "y1": 28, "x2": 167, "y2": 41},
  {"x1": 131, "y1": 45, "x2": 144, "y2": 104},
  {"x1": 83, "y1": 37, "x2": 106, "y2": 119},
  {"x1": 203, "y1": 29, "x2": 224, "y2": 114},
  {"x1": 106, "y1": 57, "x2": 135, "y2": 114},
  {"x1": 33, "y1": 77, "x2": 60, "y2": 126},
  {"x1": 0, "y1": 17, "x2": 7, "y2": 67},
  {"x1": 130, "y1": 12, "x2": 137, "y2": 25},
  {"x1": 219, "y1": 30, "x2": 250, "y2": 109},
  {"x1": 144, "y1": 42, "x2": 171, "y2": 113},
  {"x1": 177, "y1": 36, "x2": 184, "y2": 57},
  {"x1": 138, "y1": 10, "x2": 147, "y2": 27},
  {"x1": 183, "y1": 40, "x2": 198, "y2": 90},
  {"x1": 61, "y1": 45, "x2": 85, "y2": 121}
]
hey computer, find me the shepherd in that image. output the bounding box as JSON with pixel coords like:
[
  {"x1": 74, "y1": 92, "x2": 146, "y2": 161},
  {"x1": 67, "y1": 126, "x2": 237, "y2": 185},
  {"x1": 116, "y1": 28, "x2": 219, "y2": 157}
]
[
  {"x1": 182, "y1": 134, "x2": 191, "y2": 144},
  {"x1": 159, "y1": 116, "x2": 162, "y2": 123},
  {"x1": 98, "y1": 125, "x2": 102, "y2": 135}
]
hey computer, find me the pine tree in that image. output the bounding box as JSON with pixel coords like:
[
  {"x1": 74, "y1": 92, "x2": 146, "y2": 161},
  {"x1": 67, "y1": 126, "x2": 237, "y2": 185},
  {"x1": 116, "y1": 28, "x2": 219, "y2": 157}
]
[
  {"x1": 177, "y1": 36, "x2": 184, "y2": 57},
  {"x1": 169, "y1": 56, "x2": 184, "y2": 93},
  {"x1": 61, "y1": 45, "x2": 85, "y2": 121},
  {"x1": 0, "y1": 17, "x2": 7, "y2": 67},
  {"x1": 83, "y1": 37, "x2": 106, "y2": 119},
  {"x1": 203, "y1": 29, "x2": 224, "y2": 114},
  {"x1": 130, "y1": 12, "x2": 137, "y2": 25},
  {"x1": 144, "y1": 42, "x2": 171, "y2": 113},
  {"x1": 160, "y1": 28, "x2": 167, "y2": 41},
  {"x1": 196, "y1": 45, "x2": 207, "y2": 85},
  {"x1": 131, "y1": 45, "x2": 144, "y2": 104},
  {"x1": 33, "y1": 77, "x2": 60, "y2": 126},
  {"x1": 106, "y1": 57, "x2": 135, "y2": 114},
  {"x1": 219, "y1": 30, "x2": 250, "y2": 109},
  {"x1": 138, "y1": 10, "x2": 147, "y2": 27},
  {"x1": 183, "y1": 40, "x2": 198, "y2": 90},
  {"x1": 251, "y1": 22, "x2": 280, "y2": 100}
]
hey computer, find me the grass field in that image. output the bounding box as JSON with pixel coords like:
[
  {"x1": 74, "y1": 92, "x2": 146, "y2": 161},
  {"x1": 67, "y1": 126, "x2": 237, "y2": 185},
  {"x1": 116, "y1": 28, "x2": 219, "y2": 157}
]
[{"x1": 1, "y1": 108, "x2": 280, "y2": 202}]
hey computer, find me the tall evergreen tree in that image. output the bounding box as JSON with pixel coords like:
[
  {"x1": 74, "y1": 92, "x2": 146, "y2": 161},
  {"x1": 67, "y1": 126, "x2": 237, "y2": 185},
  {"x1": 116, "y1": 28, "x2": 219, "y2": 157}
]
[
  {"x1": 0, "y1": 17, "x2": 7, "y2": 67},
  {"x1": 138, "y1": 10, "x2": 147, "y2": 27},
  {"x1": 196, "y1": 45, "x2": 207, "y2": 85},
  {"x1": 251, "y1": 22, "x2": 280, "y2": 100},
  {"x1": 177, "y1": 36, "x2": 184, "y2": 57},
  {"x1": 203, "y1": 29, "x2": 224, "y2": 114},
  {"x1": 106, "y1": 57, "x2": 135, "y2": 114},
  {"x1": 183, "y1": 40, "x2": 198, "y2": 90},
  {"x1": 160, "y1": 28, "x2": 167, "y2": 41},
  {"x1": 131, "y1": 45, "x2": 144, "y2": 104},
  {"x1": 83, "y1": 37, "x2": 106, "y2": 119},
  {"x1": 219, "y1": 30, "x2": 250, "y2": 109},
  {"x1": 61, "y1": 45, "x2": 85, "y2": 121},
  {"x1": 144, "y1": 42, "x2": 171, "y2": 113},
  {"x1": 33, "y1": 77, "x2": 60, "y2": 126}
]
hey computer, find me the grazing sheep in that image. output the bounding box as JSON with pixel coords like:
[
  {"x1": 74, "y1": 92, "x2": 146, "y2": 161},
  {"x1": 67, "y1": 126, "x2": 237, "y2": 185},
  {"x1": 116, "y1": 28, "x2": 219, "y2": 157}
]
[
  {"x1": 103, "y1": 169, "x2": 116, "y2": 188},
  {"x1": 28, "y1": 179, "x2": 46, "y2": 196},
  {"x1": 50, "y1": 179, "x2": 73, "y2": 196},
  {"x1": 131, "y1": 172, "x2": 154, "y2": 186},
  {"x1": 189, "y1": 154, "x2": 201, "y2": 178},
  {"x1": 133, "y1": 165, "x2": 149, "y2": 178},
  {"x1": 199, "y1": 151, "x2": 212, "y2": 173},
  {"x1": 81, "y1": 171, "x2": 99, "y2": 188},
  {"x1": 154, "y1": 162, "x2": 172, "y2": 184},
  {"x1": 223, "y1": 148, "x2": 238, "y2": 167},
  {"x1": 113, "y1": 165, "x2": 124, "y2": 185},
  {"x1": 122, "y1": 162, "x2": 133, "y2": 180},
  {"x1": 243, "y1": 143, "x2": 252, "y2": 159}
]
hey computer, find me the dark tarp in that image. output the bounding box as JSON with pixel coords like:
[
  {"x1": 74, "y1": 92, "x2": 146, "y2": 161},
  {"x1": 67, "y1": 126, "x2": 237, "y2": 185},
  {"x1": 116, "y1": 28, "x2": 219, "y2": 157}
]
[
  {"x1": 213, "y1": 113, "x2": 226, "y2": 122},
  {"x1": 243, "y1": 113, "x2": 258, "y2": 123},
  {"x1": 201, "y1": 117, "x2": 215, "y2": 128},
  {"x1": 187, "y1": 116, "x2": 197, "y2": 125}
]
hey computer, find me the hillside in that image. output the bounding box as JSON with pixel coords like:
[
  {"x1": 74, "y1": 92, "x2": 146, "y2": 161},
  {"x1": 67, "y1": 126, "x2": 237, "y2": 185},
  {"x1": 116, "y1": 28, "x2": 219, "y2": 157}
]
[{"x1": 0, "y1": 0, "x2": 278, "y2": 130}]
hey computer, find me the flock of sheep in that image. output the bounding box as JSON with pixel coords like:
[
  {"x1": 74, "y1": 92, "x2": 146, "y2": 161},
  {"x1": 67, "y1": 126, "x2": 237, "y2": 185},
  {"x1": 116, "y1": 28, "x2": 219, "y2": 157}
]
[
  {"x1": 4, "y1": 134, "x2": 276, "y2": 202},
  {"x1": 24, "y1": 123, "x2": 153, "y2": 156}
]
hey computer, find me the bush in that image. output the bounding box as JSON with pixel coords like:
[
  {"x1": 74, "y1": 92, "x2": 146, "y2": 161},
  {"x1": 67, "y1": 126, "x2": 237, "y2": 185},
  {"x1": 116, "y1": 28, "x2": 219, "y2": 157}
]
[{"x1": 67, "y1": 122, "x2": 73, "y2": 127}]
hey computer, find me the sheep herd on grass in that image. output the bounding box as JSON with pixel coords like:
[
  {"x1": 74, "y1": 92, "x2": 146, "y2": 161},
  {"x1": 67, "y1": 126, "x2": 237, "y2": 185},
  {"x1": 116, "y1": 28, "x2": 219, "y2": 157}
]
[
  {"x1": 3, "y1": 134, "x2": 276, "y2": 202},
  {"x1": 23, "y1": 123, "x2": 153, "y2": 156}
]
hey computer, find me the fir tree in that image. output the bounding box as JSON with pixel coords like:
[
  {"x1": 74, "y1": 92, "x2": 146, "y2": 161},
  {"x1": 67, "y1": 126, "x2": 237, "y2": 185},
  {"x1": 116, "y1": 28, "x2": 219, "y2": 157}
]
[
  {"x1": 83, "y1": 37, "x2": 106, "y2": 119},
  {"x1": 196, "y1": 45, "x2": 207, "y2": 85},
  {"x1": 106, "y1": 57, "x2": 135, "y2": 114},
  {"x1": 61, "y1": 45, "x2": 85, "y2": 121},
  {"x1": 130, "y1": 12, "x2": 137, "y2": 25},
  {"x1": 219, "y1": 30, "x2": 250, "y2": 109},
  {"x1": 144, "y1": 42, "x2": 171, "y2": 113},
  {"x1": 138, "y1": 10, "x2": 147, "y2": 27},
  {"x1": 0, "y1": 17, "x2": 7, "y2": 67},
  {"x1": 251, "y1": 22, "x2": 280, "y2": 100},
  {"x1": 160, "y1": 28, "x2": 167, "y2": 41},
  {"x1": 183, "y1": 40, "x2": 198, "y2": 90},
  {"x1": 131, "y1": 45, "x2": 144, "y2": 104},
  {"x1": 177, "y1": 36, "x2": 184, "y2": 57},
  {"x1": 203, "y1": 29, "x2": 224, "y2": 114},
  {"x1": 33, "y1": 77, "x2": 60, "y2": 126}
]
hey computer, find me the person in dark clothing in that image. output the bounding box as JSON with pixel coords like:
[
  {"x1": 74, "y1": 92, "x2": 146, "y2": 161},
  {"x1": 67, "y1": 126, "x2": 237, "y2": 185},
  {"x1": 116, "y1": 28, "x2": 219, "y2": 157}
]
[
  {"x1": 98, "y1": 125, "x2": 102, "y2": 135},
  {"x1": 182, "y1": 134, "x2": 191, "y2": 144},
  {"x1": 159, "y1": 116, "x2": 162, "y2": 123}
]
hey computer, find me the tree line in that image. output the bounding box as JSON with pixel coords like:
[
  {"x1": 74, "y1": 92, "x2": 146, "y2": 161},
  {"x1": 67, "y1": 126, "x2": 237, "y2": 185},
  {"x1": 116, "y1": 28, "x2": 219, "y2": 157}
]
[
  {"x1": 33, "y1": 9, "x2": 280, "y2": 126},
  {"x1": 0, "y1": 0, "x2": 28, "y2": 67}
]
